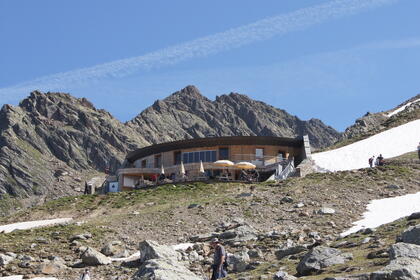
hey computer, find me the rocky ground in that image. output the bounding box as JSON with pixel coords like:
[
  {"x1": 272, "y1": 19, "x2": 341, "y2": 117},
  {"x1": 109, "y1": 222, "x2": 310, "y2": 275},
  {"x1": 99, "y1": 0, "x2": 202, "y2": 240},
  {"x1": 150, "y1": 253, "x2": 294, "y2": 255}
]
[{"x1": 0, "y1": 152, "x2": 419, "y2": 279}]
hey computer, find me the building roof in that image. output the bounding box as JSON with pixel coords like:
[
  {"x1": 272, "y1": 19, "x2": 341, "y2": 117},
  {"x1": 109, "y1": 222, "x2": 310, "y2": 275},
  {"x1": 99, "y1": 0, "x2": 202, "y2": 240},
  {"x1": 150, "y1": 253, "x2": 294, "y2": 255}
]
[{"x1": 126, "y1": 136, "x2": 304, "y2": 163}]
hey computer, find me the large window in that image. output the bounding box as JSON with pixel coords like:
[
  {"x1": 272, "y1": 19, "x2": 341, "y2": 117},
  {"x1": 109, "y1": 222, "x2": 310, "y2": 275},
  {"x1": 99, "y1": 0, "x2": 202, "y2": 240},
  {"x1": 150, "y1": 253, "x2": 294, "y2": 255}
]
[
  {"x1": 219, "y1": 148, "x2": 229, "y2": 160},
  {"x1": 154, "y1": 154, "x2": 162, "y2": 168},
  {"x1": 182, "y1": 150, "x2": 216, "y2": 164},
  {"x1": 174, "y1": 151, "x2": 182, "y2": 165}
]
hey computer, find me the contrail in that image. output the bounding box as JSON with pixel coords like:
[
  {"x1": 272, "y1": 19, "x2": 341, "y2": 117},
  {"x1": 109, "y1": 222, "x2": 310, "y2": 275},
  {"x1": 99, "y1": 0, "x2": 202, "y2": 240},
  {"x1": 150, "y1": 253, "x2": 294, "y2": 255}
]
[{"x1": 0, "y1": 0, "x2": 399, "y2": 98}]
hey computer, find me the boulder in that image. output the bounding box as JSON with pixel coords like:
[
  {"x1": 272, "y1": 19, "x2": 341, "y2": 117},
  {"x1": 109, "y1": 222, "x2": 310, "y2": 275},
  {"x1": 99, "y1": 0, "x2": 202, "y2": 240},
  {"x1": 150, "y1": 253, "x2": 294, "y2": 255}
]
[
  {"x1": 389, "y1": 242, "x2": 420, "y2": 260},
  {"x1": 296, "y1": 246, "x2": 352, "y2": 276},
  {"x1": 400, "y1": 224, "x2": 420, "y2": 245},
  {"x1": 318, "y1": 207, "x2": 335, "y2": 215},
  {"x1": 230, "y1": 250, "x2": 250, "y2": 272},
  {"x1": 248, "y1": 248, "x2": 263, "y2": 259},
  {"x1": 370, "y1": 242, "x2": 420, "y2": 279},
  {"x1": 222, "y1": 225, "x2": 258, "y2": 243},
  {"x1": 281, "y1": 196, "x2": 294, "y2": 203},
  {"x1": 81, "y1": 247, "x2": 111, "y2": 265},
  {"x1": 133, "y1": 240, "x2": 201, "y2": 280},
  {"x1": 273, "y1": 270, "x2": 297, "y2": 280},
  {"x1": 407, "y1": 212, "x2": 420, "y2": 220},
  {"x1": 69, "y1": 233, "x2": 92, "y2": 242},
  {"x1": 275, "y1": 239, "x2": 307, "y2": 260},
  {"x1": 0, "y1": 253, "x2": 15, "y2": 266},
  {"x1": 38, "y1": 262, "x2": 66, "y2": 274},
  {"x1": 370, "y1": 257, "x2": 420, "y2": 280},
  {"x1": 133, "y1": 258, "x2": 201, "y2": 280},
  {"x1": 139, "y1": 240, "x2": 181, "y2": 262},
  {"x1": 101, "y1": 241, "x2": 123, "y2": 256}
]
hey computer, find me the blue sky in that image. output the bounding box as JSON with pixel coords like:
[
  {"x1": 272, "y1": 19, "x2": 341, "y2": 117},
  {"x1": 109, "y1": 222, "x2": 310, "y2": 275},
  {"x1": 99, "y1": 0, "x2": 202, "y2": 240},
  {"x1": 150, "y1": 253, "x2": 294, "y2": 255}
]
[{"x1": 1, "y1": 0, "x2": 419, "y2": 131}]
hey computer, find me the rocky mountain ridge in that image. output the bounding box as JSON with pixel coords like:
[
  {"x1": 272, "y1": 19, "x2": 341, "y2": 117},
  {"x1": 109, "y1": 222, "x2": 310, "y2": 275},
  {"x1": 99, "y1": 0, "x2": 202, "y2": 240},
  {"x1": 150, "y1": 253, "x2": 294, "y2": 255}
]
[
  {"x1": 127, "y1": 85, "x2": 341, "y2": 148},
  {"x1": 343, "y1": 93, "x2": 420, "y2": 140},
  {"x1": 0, "y1": 86, "x2": 342, "y2": 207}
]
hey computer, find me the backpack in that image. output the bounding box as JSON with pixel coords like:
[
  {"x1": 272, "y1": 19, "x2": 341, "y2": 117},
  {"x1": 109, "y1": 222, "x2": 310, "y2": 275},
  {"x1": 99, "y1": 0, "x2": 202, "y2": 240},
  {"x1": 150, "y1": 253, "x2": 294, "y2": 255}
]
[{"x1": 223, "y1": 251, "x2": 229, "y2": 269}]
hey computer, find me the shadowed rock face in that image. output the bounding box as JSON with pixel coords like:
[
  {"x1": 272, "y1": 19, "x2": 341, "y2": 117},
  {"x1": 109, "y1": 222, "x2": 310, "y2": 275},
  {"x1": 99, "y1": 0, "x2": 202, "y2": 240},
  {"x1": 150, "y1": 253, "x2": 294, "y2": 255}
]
[
  {"x1": 0, "y1": 86, "x2": 341, "y2": 204},
  {"x1": 0, "y1": 91, "x2": 148, "y2": 201}
]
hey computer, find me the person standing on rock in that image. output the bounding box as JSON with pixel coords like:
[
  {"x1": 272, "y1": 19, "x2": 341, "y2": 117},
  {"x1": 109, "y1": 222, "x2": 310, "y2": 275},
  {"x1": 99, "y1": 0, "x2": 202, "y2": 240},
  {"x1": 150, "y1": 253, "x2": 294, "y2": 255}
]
[
  {"x1": 80, "y1": 269, "x2": 91, "y2": 280},
  {"x1": 209, "y1": 238, "x2": 227, "y2": 279}
]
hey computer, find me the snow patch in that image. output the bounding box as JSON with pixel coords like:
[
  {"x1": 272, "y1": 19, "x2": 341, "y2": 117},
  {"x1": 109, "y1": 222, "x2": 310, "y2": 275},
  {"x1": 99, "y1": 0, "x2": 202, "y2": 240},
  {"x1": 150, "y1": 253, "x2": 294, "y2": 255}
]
[
  {"x1": 387, "y1": 98, "x2": 420, "y2": 117},
  {"x1": 0, "y1": 218, "x2": 72, "y2": 233},
  {"x1": 0, "y1": 277, "x2": 57, "y2": 280},
  {"x1": 110, "y1": 251, "x2": 140, "y2": 262},
  {"x1": 341, "y1": 191, "x2": 420, "y2": 237},
  {"x1": 171, "y1": 242, "x2": 195, "y2": 251},
  {"x1": 312, "y1": 120, "x2": 420, "y2": 171}
]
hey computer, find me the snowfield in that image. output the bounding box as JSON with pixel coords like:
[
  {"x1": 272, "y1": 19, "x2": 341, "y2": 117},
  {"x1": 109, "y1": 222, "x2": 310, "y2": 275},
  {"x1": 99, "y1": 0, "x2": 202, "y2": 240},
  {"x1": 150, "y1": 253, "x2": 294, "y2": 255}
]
[
  {"x1": 0, "y1": 218, "x2": 72, "y2": 233},
  {"x1": 0, "y1": 277, "x2": 57, "y2": 280},
  {"x1": 341, "y1": 191, "x2": 420, "y2": 237},
  {"x1": 312, "y1": 119, "x2": 420, "y2": 171}
]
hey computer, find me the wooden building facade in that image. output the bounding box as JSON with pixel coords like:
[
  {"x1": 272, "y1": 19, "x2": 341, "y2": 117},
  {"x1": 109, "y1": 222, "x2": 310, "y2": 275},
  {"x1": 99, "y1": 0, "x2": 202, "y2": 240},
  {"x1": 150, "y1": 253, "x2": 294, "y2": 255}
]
[{"x1": 116, "y1": 136, "x2": 310, "y2": 191}]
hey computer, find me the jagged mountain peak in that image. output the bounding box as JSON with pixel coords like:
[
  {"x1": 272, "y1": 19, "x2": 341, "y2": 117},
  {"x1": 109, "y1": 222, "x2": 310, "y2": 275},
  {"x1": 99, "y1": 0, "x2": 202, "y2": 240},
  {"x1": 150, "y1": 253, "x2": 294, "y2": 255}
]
[
  {"x1": 164, "y1": 85, "x2": 208, "y2": 102},
  {"x1": 18, "y1": 90, "x2": 97, "y2": 116},
  {"x1": 128, "y1": 85, "x2": 341, "y2": 147}
]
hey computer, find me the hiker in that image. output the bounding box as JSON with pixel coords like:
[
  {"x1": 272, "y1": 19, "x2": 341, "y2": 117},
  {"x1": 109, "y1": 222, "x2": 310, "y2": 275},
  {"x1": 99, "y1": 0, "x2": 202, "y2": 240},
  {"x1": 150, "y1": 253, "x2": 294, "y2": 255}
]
[
  {"x1": 377, "y1": 154, "x2": 384, "y2": 166},
  {"x1": 368, "y1": 156, "x2": 374, "y2": 168},
  {"x1": 417, "y1": 142, "x2": 420, "y2": 160},
  {"x1": 209, "y1": 238, "x2": 227, "y2": 279},
  {"x1": 83, "y1": 181, "x2": 89, "y2": 195},
  {"x1": 80, "y1": 269, "x2": 90, "y2": 280}
]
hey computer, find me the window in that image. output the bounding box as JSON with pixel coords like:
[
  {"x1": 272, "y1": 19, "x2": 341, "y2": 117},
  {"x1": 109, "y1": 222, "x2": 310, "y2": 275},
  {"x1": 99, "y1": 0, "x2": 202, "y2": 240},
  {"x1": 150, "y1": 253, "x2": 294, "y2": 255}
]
[
  {"x1": 278, "y1": 151, "x2": 286, "y2": 160},
  {"x1": 256, "y1": 148, "x2": 264, "y2": 159},
  {"x1": 182, "y1": 150, "x2": 217, "y2": 164},
  {"x1": 174, "y1": 151, "x2": 181, "y2": 165},
  {"x1": 219, "y1": 148, "x2": 229, "y2": 160},
  {"x1": 141, "y1": 160, "x2": 147, "y2": 168},
  {"x1": 154, "y1": 154, "x2": 162, "y2": 168},
  {"x1": 193, "y1": 152, "x2": 200, "y2": 163}
]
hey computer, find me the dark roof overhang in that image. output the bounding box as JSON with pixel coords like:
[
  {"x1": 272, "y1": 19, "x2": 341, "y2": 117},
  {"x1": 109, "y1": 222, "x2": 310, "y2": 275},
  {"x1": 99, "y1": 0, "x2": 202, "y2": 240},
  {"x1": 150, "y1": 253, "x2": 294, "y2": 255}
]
[{"x1": 126, "y1": 136, "x2": 304, "y2": 163}]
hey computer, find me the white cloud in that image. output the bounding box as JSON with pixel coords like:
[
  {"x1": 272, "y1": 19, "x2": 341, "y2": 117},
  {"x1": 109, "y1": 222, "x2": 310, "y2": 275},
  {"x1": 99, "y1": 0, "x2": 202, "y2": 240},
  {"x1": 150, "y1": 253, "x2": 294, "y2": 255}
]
[{"x1": 0, "y1": 0, "x2": 399, "y2": 98}]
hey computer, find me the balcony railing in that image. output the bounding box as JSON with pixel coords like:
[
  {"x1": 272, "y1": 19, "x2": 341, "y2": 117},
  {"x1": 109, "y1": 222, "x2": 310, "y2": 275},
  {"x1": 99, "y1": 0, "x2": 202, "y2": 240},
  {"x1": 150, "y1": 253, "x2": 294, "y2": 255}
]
[{"x1": 121, "y1": 154, "x2": 292, "y2": 175}]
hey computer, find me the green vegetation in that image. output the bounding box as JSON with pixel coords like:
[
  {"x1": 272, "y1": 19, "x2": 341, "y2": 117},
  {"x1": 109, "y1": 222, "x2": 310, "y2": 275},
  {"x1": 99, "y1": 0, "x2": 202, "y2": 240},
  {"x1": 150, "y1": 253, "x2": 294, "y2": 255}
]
[
  {"x1": 0, "y1": 194, "x2": 22, "y2": 217},
  {"x1": 0, "y1": 222, "x2": 112, "y2": 255}
]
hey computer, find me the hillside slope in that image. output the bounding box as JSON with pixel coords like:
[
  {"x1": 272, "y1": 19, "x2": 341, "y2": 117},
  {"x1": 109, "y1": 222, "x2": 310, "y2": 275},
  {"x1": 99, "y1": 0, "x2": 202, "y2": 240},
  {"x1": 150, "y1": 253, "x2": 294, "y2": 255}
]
[
  {"x1": 0, "y1": 86, "x2": 340, "y2": 210},
  {"x1": 312, "y1": 119, "x2": 420, "y2": 171},
  {"x1": 0, "y1": 152, "x2": 418, "y2": 279}
]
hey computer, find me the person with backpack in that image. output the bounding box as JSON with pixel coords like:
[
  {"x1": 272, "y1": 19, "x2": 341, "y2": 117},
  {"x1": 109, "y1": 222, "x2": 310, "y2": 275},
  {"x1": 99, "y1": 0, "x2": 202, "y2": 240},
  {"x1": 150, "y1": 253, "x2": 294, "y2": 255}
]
[
  {"x1": 80, "y1": 269, "x2": 91, "y2": 280},
  {"x1": 377, "y1": 154, "x2": 384, "y2": 166},
  {"x1": 368, "y1": 156, "x2": 374, "y2": 168},
  {"x1": 209, "y1": 238, "x2": 227, "y2": 279}
]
